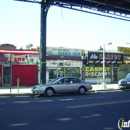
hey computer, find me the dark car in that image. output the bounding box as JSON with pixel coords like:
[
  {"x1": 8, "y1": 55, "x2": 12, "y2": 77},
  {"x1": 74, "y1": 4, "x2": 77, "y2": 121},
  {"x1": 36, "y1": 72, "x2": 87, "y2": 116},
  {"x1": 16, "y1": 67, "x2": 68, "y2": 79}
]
[{"x1": 118, "y1": 73, "x2": 130, "y2": 90}]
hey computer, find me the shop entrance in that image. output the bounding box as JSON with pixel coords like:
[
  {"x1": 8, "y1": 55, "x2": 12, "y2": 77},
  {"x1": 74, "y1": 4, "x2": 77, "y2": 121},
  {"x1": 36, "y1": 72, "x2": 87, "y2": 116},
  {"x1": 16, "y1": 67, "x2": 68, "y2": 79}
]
[{"x1": 3, "y1": 66, "x2": 11, "y2": 86}]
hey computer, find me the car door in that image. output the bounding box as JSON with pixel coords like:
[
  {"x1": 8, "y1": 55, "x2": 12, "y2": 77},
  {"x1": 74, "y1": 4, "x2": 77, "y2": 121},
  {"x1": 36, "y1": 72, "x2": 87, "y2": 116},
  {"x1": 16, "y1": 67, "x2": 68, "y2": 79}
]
[
  {"x1": 67, "y1": 78, "x2": 81, "y2": 92},
  {"x1": 127, "y1": 78, "x2": 130, "y2": 88},
  {"x1": 125, "y1": 74, "x2": 130, "y2": 88},
  {"x1": 53, "y1": 78, "x2": 70, "y2": 93}
]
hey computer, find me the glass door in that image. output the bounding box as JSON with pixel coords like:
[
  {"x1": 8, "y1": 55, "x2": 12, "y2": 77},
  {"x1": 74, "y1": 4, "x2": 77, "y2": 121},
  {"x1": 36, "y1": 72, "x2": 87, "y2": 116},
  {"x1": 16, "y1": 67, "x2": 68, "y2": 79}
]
[{"x1": 3, "y1": 67, "x2": 11, "y2": 86}]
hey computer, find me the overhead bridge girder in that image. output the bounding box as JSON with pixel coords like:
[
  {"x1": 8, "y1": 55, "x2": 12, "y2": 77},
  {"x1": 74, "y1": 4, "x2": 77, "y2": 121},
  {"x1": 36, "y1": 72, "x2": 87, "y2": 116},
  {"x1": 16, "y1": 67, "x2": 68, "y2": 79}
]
[{"x1": 53, "y1": 1, "x2": 130, "y2": 21}]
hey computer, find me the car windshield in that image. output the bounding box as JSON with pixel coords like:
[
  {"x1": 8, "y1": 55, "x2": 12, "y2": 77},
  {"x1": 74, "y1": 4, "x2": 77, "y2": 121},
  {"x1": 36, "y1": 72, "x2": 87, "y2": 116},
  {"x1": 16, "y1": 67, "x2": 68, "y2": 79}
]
[
  {"x1": 125, "y1": 73, "x2": 130, "y2": 79},
  {"x1": 49, "y1": 77, "x2": 60, "y2": 83}
]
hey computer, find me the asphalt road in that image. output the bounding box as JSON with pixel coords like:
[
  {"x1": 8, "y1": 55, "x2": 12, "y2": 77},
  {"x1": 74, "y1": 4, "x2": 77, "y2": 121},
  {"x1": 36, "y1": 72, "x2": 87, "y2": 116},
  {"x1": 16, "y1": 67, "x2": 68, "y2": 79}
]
[{"x1": 0, "y1": 90, "x2": 130, "y2": 130}]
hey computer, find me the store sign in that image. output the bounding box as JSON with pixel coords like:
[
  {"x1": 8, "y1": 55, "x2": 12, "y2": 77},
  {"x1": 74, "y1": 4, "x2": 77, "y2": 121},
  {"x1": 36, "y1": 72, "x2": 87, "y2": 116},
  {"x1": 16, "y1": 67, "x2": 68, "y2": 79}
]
[
  {"x1": 86, "y1": 67, "x2": 110, "y2": 71},
  {"x1": 86, "y1": 67, "x2": 110, "y2": 77},
  {"x1": 86, "y1": 72, "x2": 110, "y2": 77},
  {"x1": 46, "y1": 47, "x2": 84, "y2": 56},
  {"x1": 118, "y1": 46, "x2": 130, "y2": 54},
  {"x1": 88, "y1": 52, "x2": 123, "y2": 64},
  {"x1": 0, "y1": 56, "x2": 9, "y2": 62},
  {"x1": 0, "y1": 54, "x2": 10, "y2": 63}
]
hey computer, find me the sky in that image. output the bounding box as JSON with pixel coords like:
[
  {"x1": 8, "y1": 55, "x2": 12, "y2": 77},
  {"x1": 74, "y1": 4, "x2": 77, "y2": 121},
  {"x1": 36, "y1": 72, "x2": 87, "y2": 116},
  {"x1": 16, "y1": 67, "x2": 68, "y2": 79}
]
[{"x1": 0, "y1": 0, "x2": 130, "y2": 51}]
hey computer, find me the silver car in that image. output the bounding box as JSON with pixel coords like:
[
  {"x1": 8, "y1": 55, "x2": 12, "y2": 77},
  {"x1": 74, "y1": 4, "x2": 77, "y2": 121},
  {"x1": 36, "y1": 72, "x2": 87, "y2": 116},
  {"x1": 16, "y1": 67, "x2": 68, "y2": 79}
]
[{"x1": 32, "y1": 76, "x2": 92, "y2": 97}]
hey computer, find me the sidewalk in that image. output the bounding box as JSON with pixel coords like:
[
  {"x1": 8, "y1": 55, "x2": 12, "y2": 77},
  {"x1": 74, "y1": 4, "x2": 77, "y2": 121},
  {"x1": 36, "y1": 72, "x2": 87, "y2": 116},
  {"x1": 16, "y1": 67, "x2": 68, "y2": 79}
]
[
  {"x1": 0, "y1": 83, "x2": 119, "y2": 94},
  {"x1": 0, "y1": 86, "x2": 32, "y2": 94},
  {"x1": 92, "y1": 83, "x2": 119, "y2": 92}
]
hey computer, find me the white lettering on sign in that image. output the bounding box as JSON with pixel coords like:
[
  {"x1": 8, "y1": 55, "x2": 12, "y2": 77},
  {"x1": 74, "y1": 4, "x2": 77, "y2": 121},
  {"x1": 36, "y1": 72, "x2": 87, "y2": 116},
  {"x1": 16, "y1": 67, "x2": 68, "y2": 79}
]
[{"x1": 90, "y1": 54, "x2": 98, "y2": 59}]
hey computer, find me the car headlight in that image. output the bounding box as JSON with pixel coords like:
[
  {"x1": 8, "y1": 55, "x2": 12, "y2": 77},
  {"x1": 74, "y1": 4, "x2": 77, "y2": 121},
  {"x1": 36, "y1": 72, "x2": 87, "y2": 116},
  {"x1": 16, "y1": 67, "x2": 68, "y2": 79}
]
[{"x1": 119, "y1": 79, "x2": 126, "y2": 84}]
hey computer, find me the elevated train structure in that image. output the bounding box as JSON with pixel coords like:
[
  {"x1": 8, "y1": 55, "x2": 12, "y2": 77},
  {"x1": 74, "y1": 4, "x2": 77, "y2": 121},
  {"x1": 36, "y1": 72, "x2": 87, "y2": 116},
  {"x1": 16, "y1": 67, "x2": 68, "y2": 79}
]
[{"x1": 14, "y1": 0, "x2": 130, "y2": 84}]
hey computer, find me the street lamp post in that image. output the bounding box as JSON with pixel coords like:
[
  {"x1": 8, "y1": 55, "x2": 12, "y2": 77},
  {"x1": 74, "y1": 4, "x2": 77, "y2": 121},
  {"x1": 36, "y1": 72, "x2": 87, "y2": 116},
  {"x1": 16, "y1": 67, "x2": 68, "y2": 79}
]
[
  {"x1": 81, "y1": 54, "x2": 86, "y2": 81},
  {"x1": 81, "y1": 55, "x2": 84, "y2": 80},
  {"x1": 102, "y1": 43, "x2": 106, "y2": 88},
  {"x1": 102, "y1": 43, "x2": 112, "y2": 89}
]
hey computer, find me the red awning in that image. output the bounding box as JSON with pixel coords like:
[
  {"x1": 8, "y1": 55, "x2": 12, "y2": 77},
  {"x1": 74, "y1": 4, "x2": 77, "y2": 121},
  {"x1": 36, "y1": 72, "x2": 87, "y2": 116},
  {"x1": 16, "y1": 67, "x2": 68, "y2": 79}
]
[{"x1": 0, "y1": 50, "x2": 39, "y2": 55}]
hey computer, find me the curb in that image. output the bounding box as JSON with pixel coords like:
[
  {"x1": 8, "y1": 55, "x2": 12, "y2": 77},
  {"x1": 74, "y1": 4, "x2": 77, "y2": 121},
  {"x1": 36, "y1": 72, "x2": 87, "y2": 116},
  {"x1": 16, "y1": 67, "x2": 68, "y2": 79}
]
[
  {"x1": 90, "y1": 88, "x2": 120, "y2": 92},
  {"x1": 0, "y1": 84, "x2": 119, "y2": 95}
]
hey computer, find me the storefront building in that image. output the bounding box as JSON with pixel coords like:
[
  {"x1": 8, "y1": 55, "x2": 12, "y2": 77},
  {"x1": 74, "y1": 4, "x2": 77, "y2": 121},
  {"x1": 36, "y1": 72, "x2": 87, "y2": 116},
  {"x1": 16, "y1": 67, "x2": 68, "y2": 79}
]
[
  {"x1": 0, "y1": 46, "x2": 84, "y2": 86},
  {"x1": 0, "y1": 50, "x2": 38, "y2": 86},
  {"x1": 0, "y1": 44, "x2": 129, "y2": 86},
  {"x1": 45, "y1": 47, "x2": 84, "y2": 83},
  {"x1": 85, "y1": 51, "x2": 123, "y2": 83},
  {"x1": 117, "y1": 46, "x2": 130, "y2": 80}
]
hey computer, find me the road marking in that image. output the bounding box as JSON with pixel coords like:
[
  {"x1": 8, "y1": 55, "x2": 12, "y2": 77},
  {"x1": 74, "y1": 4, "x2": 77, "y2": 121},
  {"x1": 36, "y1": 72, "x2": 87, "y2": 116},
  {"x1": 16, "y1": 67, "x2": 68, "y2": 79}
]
[
  {"x1": 59, "y1": 98, "x2": 75, "y2": 101},
  {"x1": 66, "y1": 100, "x2": 130, "y2": 109}
]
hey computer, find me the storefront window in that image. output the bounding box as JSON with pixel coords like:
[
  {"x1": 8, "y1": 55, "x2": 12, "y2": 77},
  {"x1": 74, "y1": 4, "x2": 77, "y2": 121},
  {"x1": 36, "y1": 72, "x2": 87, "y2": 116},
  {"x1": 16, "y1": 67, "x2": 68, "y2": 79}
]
[
  {"x1": 48, "y1": 69, "x2": 57, "y2": 79},
  {"x1": 47, "y1": 67, "x2": 81, "y2": 80},
  {"x1": 65, "y1": 67, "x2": 80, "y2": 77}
]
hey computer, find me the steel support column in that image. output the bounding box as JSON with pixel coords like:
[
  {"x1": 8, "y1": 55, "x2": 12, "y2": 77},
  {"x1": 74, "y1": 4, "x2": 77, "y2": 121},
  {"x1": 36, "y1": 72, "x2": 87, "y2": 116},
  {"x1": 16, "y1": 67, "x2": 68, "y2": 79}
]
[{"x1": 40, "y1": 1, "x2": 50, "y2": 84}]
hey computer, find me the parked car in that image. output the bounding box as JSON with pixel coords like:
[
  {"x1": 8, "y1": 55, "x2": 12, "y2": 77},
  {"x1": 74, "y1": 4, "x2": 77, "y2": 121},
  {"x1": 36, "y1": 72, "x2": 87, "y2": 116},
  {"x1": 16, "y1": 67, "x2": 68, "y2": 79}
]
[
  {"x1": 32, "y1": 76, "x2": 92, "y2": 96},
  {"x1": 118, "y1": 73, "x2": 130, "y2": 90}
]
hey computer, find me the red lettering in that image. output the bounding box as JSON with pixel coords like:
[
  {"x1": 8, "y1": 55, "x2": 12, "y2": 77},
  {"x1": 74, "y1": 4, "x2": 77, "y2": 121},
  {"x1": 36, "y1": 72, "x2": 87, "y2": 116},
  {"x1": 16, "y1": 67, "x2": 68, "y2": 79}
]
[
  {"x1": 22, "y1": 58, "x2": 25, "y2": 61},
  {"x1": 0, "y1": 57, "x2": 9, "y2": 61},
  {"x1": 5, "y1": 57, "x2": 8, "y2": 61},
  {"x1": 18, "y1": 58, "x2": 21, "y2": 61},
  {"x1": 14, "y1": 58, "x2": 17, "y2": 62}
]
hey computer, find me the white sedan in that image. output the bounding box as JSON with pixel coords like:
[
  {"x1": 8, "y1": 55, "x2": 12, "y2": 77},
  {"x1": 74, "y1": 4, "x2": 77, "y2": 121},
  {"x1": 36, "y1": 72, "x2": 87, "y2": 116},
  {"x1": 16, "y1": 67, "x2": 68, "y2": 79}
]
[{"x1": 32, "y1": 76, "x2": 92, "y2": 97}]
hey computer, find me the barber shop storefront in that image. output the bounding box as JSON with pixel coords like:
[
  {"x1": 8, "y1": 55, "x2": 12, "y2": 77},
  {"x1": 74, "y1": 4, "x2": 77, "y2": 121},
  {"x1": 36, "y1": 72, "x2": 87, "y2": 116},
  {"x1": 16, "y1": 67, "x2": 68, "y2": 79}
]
[
  {"x1": 0, "y1": 47, "x2": 85, "y2": 86},
  {"x1": 45, "y1": 47, "x2": 84, "y2": 82},
  {"x1": 86, "y1": 51, "x2": 123, "y2": 83},
  {"x1": 46, "y1": 60, "x2": 82, "y2": 82}
]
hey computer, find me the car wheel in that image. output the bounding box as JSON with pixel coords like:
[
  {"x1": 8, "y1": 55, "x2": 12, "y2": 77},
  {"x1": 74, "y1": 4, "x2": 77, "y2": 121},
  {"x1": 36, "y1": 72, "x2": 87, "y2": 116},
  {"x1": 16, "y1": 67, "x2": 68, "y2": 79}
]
[
  {"x1": 78, "y1": 87, "x2": 86, "y2": 95},
  {"x1": 45, "y1": 88, "x2": 54, "y2": 97}
]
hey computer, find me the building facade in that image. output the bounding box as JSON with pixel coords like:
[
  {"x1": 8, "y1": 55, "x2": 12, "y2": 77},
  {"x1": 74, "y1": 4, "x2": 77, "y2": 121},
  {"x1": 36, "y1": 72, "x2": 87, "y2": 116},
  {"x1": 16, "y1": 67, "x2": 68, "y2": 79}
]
[
  {"x1": 0, "y1": 44, "x2": 129, "y2": 86},
  {"x1": 85, "y1": 51, "x2": 123, "y2": 83}
]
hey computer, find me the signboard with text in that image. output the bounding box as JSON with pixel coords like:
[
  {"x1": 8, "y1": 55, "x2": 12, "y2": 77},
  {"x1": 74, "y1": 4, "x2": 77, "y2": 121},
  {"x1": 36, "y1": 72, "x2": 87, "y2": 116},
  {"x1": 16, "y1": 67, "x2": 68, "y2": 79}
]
[
  {"x1": 118, "y1": 46, "x2": 130, "y2": 54},
  {"x1": 88, "y1": 52, "x2": 123, "y2": 64},
  {"x1": 46, "y1": 47, "x2": 84, "y2": 57},
  {"x1": 85, "y1": 66, "x2": 110, "y2": 78}
]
